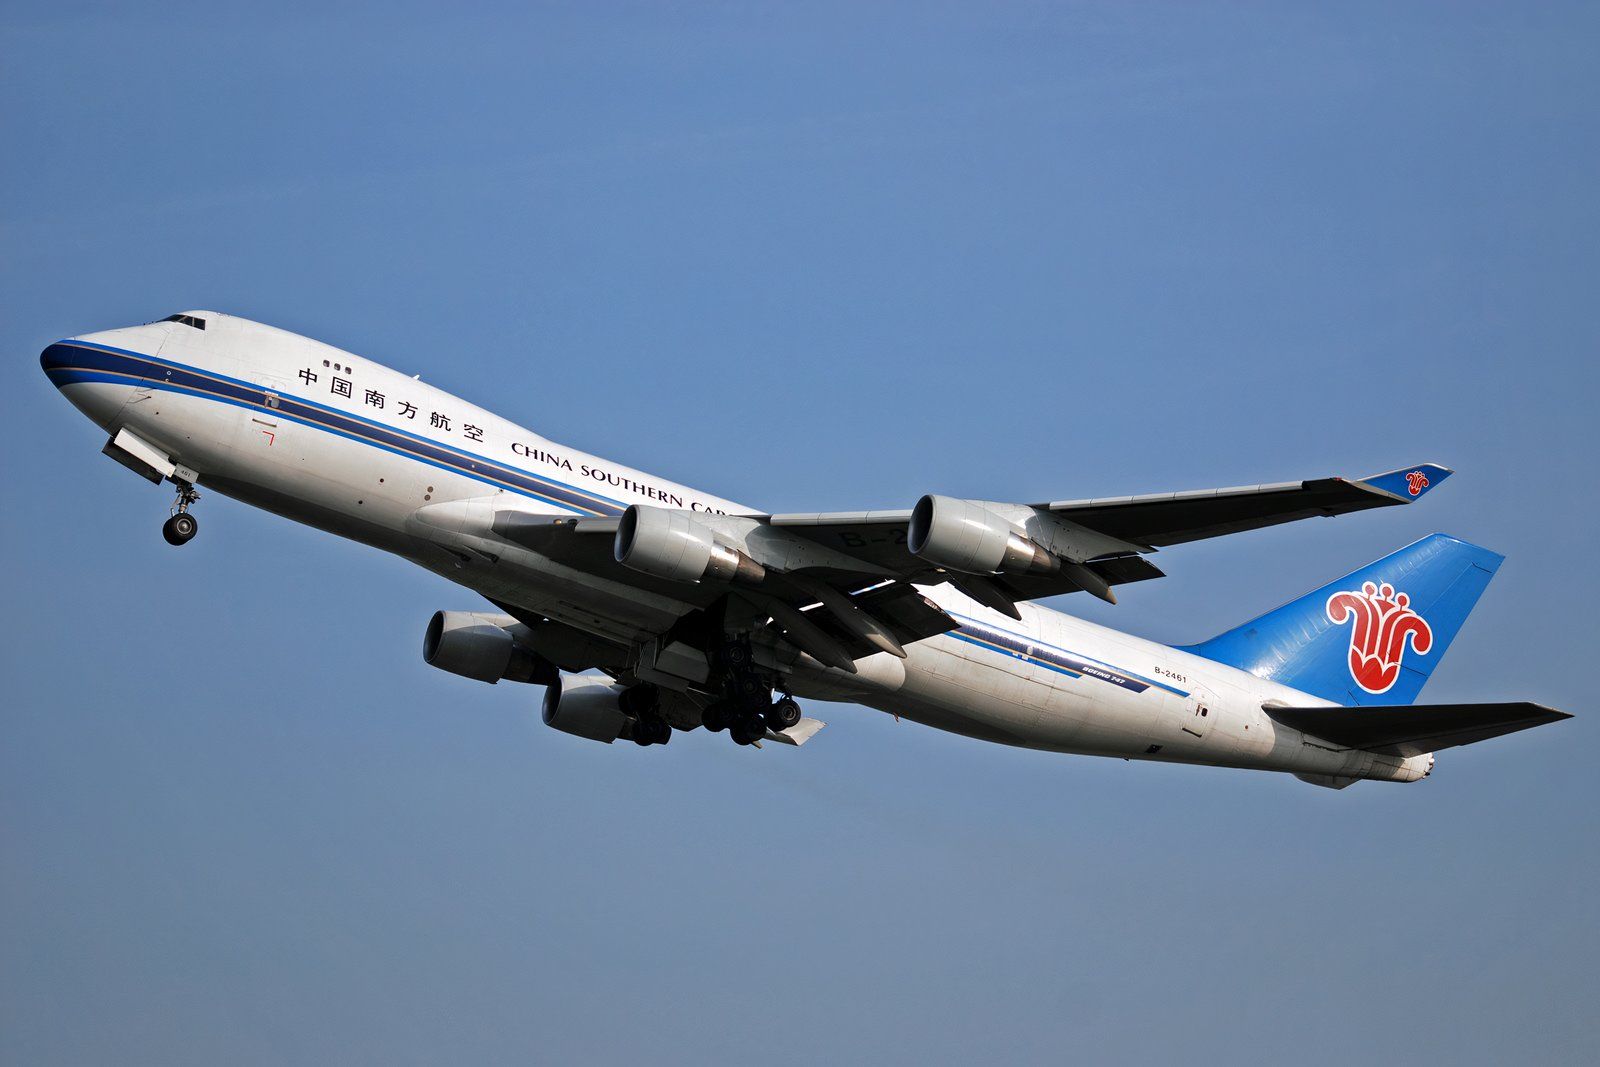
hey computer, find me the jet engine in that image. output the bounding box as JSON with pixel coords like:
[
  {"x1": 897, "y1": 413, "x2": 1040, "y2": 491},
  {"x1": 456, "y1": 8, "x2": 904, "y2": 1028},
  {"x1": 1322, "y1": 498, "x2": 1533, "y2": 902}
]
[
  {"x1": 423, "y1": 611, "x2": 555, "y2": 684},
  {"x1": 614, "y1": 504, "x2": 765, "y2": 584},
  {"x1": 907, "y1": 495, "x2": 1060, "y2": 576},
  {"x1": 541, "y1": 674, "x2": 631, "y2": 743}
]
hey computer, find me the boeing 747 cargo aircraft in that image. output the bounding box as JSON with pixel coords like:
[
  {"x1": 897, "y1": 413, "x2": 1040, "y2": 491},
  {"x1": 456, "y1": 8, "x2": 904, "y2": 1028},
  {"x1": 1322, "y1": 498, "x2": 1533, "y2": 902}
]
[{"x1": 41, "y1": 312, "x2": 1571, "y2": 787}]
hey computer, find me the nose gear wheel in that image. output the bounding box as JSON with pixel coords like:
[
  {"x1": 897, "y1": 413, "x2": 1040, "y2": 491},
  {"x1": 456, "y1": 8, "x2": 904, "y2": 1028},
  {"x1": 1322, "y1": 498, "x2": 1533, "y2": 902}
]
[{"x1": 162, "y1": 482, "x2": 201, "y2": 546}]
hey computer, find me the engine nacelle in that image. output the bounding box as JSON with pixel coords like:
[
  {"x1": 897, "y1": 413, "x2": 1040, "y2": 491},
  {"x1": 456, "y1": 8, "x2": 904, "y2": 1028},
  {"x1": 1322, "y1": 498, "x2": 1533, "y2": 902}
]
[
  {"x1": 614, "y1": 504, "x2": 765, "y2": 584},
  {"x1": 541, "y1": 674, "x2": 630, "y2": 743},
  {"x1": 907, "y1": 495, "x2": 1060, "y2": 576},
  {"x1": 423, "y1": 611, "x2": 554, "y2": 684}
]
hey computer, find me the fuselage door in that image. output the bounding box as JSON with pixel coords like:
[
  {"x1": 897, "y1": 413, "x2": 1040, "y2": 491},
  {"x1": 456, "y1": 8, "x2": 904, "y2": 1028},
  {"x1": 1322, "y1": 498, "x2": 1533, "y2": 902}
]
[
  {"x1": 240, "y1": 370, "x2": 292, "y2": 455},
  {"x1": 257, "y1": 373, "x2": 289, "y2": 412},
  {"x1": 1181, "y1": 686, "x2": 1216, "y2": 740}
]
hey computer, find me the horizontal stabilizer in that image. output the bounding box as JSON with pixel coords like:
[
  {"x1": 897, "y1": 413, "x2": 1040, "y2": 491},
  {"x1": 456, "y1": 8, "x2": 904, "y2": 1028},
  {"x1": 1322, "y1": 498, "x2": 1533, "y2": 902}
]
[{"x1": 1267, "y1": 701, "x2": 1572, "y2": 758}]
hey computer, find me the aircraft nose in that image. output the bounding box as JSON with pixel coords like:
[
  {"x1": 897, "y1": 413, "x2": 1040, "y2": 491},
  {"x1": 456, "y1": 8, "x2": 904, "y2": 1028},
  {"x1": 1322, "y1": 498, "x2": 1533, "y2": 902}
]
[
  {"x1": 39, "y1": 341, "x2": 80, "y2": 388},
  {"x1": 39, "y1": 334, "x2": 140, "y2": 428},
  {"x1": 41, "y1": 322, "x2": 170, "y2": 388}
]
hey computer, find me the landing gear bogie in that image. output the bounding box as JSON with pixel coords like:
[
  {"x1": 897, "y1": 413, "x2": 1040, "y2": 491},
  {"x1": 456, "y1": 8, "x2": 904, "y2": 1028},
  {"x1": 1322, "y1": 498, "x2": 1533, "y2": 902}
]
[
  {"x1": 714, "y1": 694, "x2": 806, "y2": 746},
  {"x1": 729, "y1": 714, "x2": 766, "y2": 746},
  {"x1": 734, "y1": 673, "x2": 766, "y2": 703},
  {"x1": 701, "y1": 701, "x2": 732, "y2": 733},
  {"x1": 622, "y1": 683, "x2": 672, "y2": 746},
  {"x1": 631, "y1": 715, "x2": 672, "y2": 746}
]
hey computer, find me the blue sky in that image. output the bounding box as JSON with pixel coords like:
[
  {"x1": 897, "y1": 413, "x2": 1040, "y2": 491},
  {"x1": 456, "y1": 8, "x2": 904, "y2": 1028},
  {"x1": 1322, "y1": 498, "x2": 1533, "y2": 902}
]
[{"x1": 3, "y1": 2, "x2": 1597, "y2": 1063}]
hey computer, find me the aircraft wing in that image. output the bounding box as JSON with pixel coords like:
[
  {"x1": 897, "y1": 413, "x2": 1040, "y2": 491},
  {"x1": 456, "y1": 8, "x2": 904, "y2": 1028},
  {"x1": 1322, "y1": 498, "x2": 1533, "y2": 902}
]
[
  {"x1": 1029, "y1": 463, "x2": 1454, "y2": 548},
  {"x1": 773, "y1": 463, "x2": 1452, "y2": 556},
  {"x1": 764, "y1": 463, "x2": 1451, "y2": 613},
  {"x1": 474, "y1": 461, "x2": 1451, "y2": 672}
]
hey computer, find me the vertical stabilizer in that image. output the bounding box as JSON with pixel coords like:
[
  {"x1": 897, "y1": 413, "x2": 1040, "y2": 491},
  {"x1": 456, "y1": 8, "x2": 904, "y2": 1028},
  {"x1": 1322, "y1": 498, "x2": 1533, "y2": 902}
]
[{"x1": 1179, "y1": 534, "x2": 1503, "y2": 706}]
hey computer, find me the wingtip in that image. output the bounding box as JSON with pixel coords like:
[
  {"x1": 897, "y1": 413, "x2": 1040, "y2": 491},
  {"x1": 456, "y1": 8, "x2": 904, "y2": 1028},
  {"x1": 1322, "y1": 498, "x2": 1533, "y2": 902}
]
[{"x1": 1360, "y1": 463, "x2": 1453, "y2": 501}]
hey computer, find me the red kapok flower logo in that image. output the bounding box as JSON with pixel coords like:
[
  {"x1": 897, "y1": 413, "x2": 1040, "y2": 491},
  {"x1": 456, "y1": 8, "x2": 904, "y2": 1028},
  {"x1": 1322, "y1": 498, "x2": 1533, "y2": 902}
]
[
  {"x1": 1325, "y1": 581, "x2": 1434, "y2": 694},
  {"x1": 1405, "y1": 470, "x2": 1429, "y2": 496}
]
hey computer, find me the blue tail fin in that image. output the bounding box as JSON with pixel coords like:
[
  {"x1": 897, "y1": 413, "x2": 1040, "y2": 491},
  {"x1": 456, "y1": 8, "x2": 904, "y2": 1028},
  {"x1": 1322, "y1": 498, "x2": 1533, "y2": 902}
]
[{"x1": 1179, "y1": 534, "x2": 1504, "y2": 706}]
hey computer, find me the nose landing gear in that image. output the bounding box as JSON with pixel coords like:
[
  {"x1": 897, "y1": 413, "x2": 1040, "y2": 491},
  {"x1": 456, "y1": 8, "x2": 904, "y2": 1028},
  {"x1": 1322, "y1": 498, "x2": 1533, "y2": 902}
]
[{"x1": 161, "y1": 483, "x2": 200, "y2": 546}]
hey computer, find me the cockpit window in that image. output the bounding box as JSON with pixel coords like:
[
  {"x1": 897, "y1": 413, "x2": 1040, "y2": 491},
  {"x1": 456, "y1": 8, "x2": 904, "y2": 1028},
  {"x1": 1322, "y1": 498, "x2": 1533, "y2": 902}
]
[{"x1": 162, "y1": 314, "x2": 207, "y2": 330}]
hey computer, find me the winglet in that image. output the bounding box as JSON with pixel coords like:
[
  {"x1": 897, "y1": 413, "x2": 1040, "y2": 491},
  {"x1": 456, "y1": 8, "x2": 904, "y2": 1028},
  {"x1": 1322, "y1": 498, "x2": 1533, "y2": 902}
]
[{"x1": 1358, "y1": 463, "x2": 1453, "y2": 502}]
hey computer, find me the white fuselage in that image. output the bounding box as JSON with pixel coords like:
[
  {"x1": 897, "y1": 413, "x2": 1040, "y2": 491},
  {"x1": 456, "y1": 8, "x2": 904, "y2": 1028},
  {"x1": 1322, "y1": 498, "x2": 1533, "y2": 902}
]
[{"x1": 44, "y1": 313, "x2": 1431, "y2": 783}]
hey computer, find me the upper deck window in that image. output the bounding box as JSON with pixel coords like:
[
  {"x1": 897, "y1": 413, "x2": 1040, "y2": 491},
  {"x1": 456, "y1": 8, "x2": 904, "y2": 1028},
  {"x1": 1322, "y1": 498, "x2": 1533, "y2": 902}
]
[{"x1": 162, "y1": 314, "x2": 207, "y2": 330}]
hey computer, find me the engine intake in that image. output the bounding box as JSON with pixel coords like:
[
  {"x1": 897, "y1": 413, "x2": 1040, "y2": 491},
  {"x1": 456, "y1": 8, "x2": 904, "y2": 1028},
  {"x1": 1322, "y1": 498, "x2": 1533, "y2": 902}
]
[
  {"x1": 907, "y1": 495, "x2": 1060, "y2": 576},
  {"x1": 614, "y1": 504, "x2": 765, "y2": 584},
  {"x1": 541, "y1": 674, "x2": 631, "y2": 743},
  {"x1": 423, "y1": 611, "x2": 555, "y2": 684}
]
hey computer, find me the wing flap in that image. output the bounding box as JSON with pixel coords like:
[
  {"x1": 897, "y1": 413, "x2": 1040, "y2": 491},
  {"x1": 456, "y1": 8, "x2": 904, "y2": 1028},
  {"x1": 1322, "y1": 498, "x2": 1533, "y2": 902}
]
[
  {"x1": 763, "y1": 717, "x2": 826, "y2": 746},
  {"x1": 794, "y1": 581, "x2": 958, "y2": 660},
  {"x1": 1266, "y1": 701, "x2": 1572, "y2": 758},
  {"x1": 992, "y1": 553, "x2": 1166, "y2": 604}
]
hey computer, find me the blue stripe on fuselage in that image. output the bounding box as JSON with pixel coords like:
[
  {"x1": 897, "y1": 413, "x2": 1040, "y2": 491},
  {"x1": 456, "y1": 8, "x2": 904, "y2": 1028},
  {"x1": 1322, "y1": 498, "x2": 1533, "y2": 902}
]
[
  {"x1": 42, "y1": 340, "x2": 630, "y2": 517},
  {"x1": 947, "y1": 612, "x2": 1189, "y2": 697}
]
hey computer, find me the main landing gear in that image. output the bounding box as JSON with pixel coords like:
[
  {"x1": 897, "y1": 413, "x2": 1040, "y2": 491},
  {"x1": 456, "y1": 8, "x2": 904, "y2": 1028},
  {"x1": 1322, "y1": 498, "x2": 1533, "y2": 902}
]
[
  {"x1": 699, "y1": 638, "x2": 804, "y2": 746},
  {"x1": 617, "y1": 637, "x2": 809, "y2": 750},
  {"x1": 161, "y1": 483, "x2": 201, "y2": 546},
  {"x1": 768, "y1": 695, "x2": 802, "y2": 730},
  {"x1": 621, "y1": 684, "x2": 672, "y2": 747}
]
